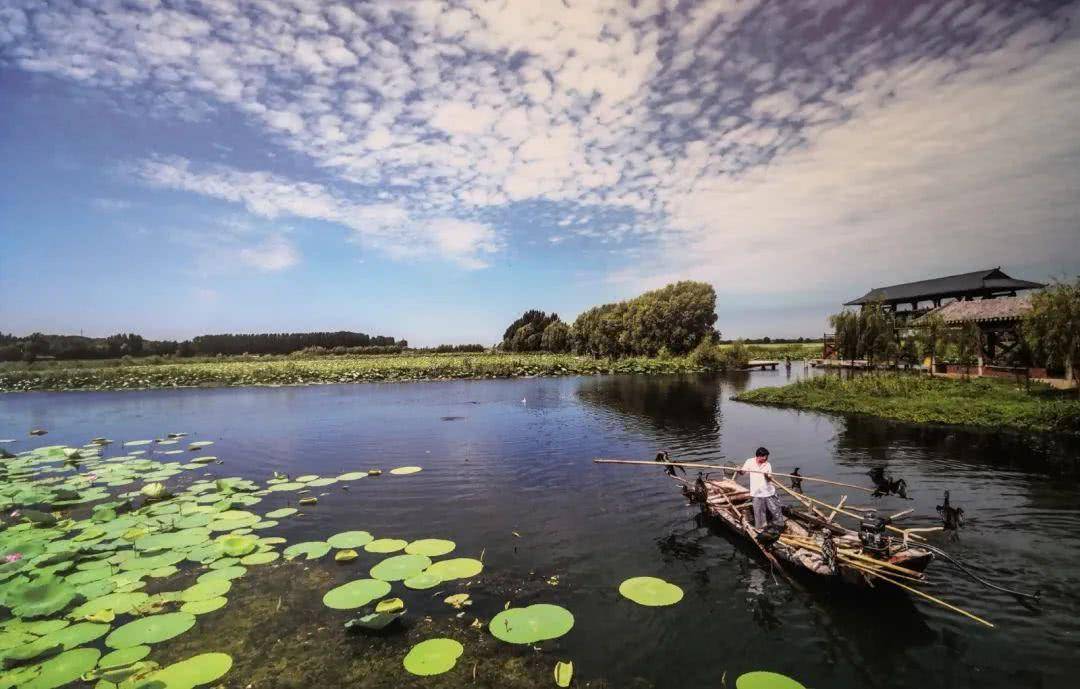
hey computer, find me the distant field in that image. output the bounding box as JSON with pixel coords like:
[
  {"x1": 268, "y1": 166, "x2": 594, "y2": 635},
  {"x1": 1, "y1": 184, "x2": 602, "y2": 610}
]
[{"x1": 725, "y1": 342, "x2": 822, "y2": 360}]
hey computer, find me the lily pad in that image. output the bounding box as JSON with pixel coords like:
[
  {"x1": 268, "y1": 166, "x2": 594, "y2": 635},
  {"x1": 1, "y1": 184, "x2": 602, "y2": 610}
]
[
  {"x1": 21, "y1": 647, "x2": 100, "y2": 689},
  {"x1": 327, "y1": 531, "x2": 374, "y2": 549},
  {"x1": 344, "y1": 611, "x2": 402, "y2": 631},
  {"x1": 375, "y1": 597, "x2": 404, "y2": 613},
  {"x1": 4, "y1": 576, "x2": 80, "y2": 618},
  {"x1": 99, "y1": 645, "x2": 151, "y2": 669},
  {"x1": 216, "y1": 534, "x2": 258, "y2": 557},
  {"x1": 370, "y1": 554, "x2": 432, "y2": 582},
  {"x1": 389, "y1": 466, "x2": 422, "y2": 475},
  {"x1": 403, "y1": 638, "x2": 463, "y2": 676},
  {"x1": 322, "y1": 579, "x2": 391, "y2": 610},
  {"x1": 363, "y1": 538, "x2": 407, "y2": 554},
  {"x1": 334, "y1": 549, "x2": 358, "y2": 563},
  {"x1": 489, "y1": 604, "x2": 574, "y2": 644},
  {"x1": 239, "y1": 551, "x2": 279, "y2": 566},
  {"x1": 555, "y1": 660, "x2": 574, "y2": 688},
  {"x1": 618, "y1": 577, "x2": 684, "y2": 607},
  {"x1": 181, "y1": 597, "x2": 228, "y2": 615},
  {"x1": 335, "y1": 472, "x2": 368, "y2": 481},
  {"x1": 187, "y1": 441, "x2": 214, "y2": 450},
  {"x1": 70, "y1": 591, "x2": 149, "y2": 618},
  {"x1": 735, "y1": 672, "x2": 807, "y2": 689},
  {"x1": 424, "y1": 558, "x2": 483, "y2": 581},
  {"x1": 181, "y1": 579, "x2": 231, "y2": 602},
  {"x1": 403, "y1": 573, "x2": 442, "y2": 590},
  {"x1": 197, "y1": 566, "x2": 246, "y2": 583},
  {"x1": 136, "y1": 652, "x2": 233, "y2": 689},
  {"x1": 266, "y1": 482, "x2": 305, "y2": 492},
  {"x1": 264, "y1": 508, "x2": 297, "y2": 519},
  {"x1": 404, "y1": 539, "x2": 455, "y2": 557},
  {"x1": 283, "y1": 541, "x2": 330, "y2": 561},
  {"x1": 105, "y1": 612, "x2": 196, "y2": 648}
]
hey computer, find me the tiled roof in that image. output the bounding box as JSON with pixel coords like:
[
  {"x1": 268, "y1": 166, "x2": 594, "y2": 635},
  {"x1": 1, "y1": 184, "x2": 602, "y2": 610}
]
[
  {"x1": 917, "y1": 295, "x2": 1033, "y2": 325},
  {"x1": 845, "y1": 268, "x2": 1043, "y2": 305}
]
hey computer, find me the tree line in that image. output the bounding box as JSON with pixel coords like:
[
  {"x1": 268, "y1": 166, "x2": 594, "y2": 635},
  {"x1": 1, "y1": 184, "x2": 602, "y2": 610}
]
[
  {"x1": 0, "y1": 331, "x2": 405, "y2": 363},
  {"x1": 500, "y1": 281, "x2": 723, "y2": 358}
]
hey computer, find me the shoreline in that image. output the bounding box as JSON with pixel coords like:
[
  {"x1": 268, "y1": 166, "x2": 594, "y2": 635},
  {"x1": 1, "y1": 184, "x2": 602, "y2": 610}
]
[{"x1": 734, "y1": 374, "x2": 1080, "y2": 436}]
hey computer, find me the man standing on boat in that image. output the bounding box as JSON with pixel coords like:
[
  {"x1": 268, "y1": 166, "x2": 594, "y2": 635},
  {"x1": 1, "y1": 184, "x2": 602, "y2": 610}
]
[{"x1": 738, "y1": 447, "x2": 785, "y2": 531}]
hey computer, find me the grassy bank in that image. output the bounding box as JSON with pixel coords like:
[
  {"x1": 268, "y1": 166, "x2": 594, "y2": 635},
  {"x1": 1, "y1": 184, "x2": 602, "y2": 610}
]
[
  {"x1": 735, "y1": 374, "x2": 1080, "y2": 435},
  {"x1": 0, "y1": 352, "x2": 715, "y2": 392}
]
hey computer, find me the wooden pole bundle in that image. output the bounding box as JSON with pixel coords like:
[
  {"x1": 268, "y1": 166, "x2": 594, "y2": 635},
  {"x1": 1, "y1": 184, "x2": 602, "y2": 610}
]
[{"x1": 593, "y1": 458, "x2": 877, "y2": 494}]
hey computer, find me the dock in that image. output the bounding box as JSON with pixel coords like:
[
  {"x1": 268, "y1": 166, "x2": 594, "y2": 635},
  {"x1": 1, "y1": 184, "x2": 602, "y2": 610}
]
[{"x1": 744, "y1": 360, "x2": 782, "y2": 370}]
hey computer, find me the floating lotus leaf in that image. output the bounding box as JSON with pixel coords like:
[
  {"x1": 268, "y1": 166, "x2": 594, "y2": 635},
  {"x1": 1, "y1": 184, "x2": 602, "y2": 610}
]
[
  {"x1": 64, "y1": 566, "x2": 112, "y2": 585},
  {"x1": 181, "y1": 579, "x2": 231, "y2": 602},
  {"x1": 140, "y1": 483, "x2": 170, "y2": 500},
  {"x1": 295, "y1": 475, "x2": 319, "y2": 483},
  {"x1": 444, "y1": 593, "x2": 470, "y2": 608},
  {"x1": 555, "y1": 661, "x2": 573, "y2": 688},
  {"x1": 389, "y1": 466, "x2": 422, "y2": 475},
  {"x1": 489, "y1": 604, "x2": 574, "y2": 644},
  {"x1": 363, "y1": 539, "x2": 406, "y2": 554},
  {"x1": 403, "y1": 638, "x2": 463, "y2": 676},
  {"x1": 265, "y1": 482, "x2": 305, "y2": 492},
  {"x1": 4, "y1": 575, "x2": 80, "y2": 618},
  {"x1": 148, "y1": 565, "x2": 179, "y2": 579},
  {"x1": 15, "y1": 619, "x2": 69, "y2": 635},
  {"x1": 124, "y1": 441, "x2": 153, "y2": 447},
  {"x1": 120, "y1": 551, "x2": 185, "y2": 571},
  {"x1": 334, "y1": 549, "x2": 358, "y2": 563},
  {"x1": 335, "y1": 472, "x2": 368, "y2": 481},
  {"x1": 207, "y1": 557, "x2": 239, "y2": 570},
  {"x1": 36, "y1": 621, "x2": 108, "y2": 650},
  {"x1": 187, "y1": 441, "x2": 214, "y2": 450},
  {"x1": 327, "y1": 531, "x2": 374, "y2": 549},
  {"x1": 264, "y1": 508, "x2": 296, "y2": 519},
  {"x1": 370, "y1": 554, "x2": 431, "y2": 582},
  {"x1": 375, "y1": 597, "x2": 404, "y2": 613},
  {"x1": 322, "y1": 579, "x2": 391, "y2": 610},
  {"x1": 306, "y1": 478, "x2": 338, "y2": 487},
  {"x1": 239, "y1": 551, "x2": 279, "y2": 566},
  {"x1": 21, "y1": 647, "x2": 100, "y2": 689},
  {"x1": 403, "y1": 573, "x2": 442, "y2": 590},
  {"x1": 216, "y1": 534, "x2": 258, "y2": 557},
  {"x1": 283, "y1": 542, "x2": 330, "y2": 561},
  {"x1": 198, "y1": 566, "x2": 245, "y2": 583},
  {"x1": 180, "y1": 597, "x2": 228, "y2": 615},
  {"x1": 106, "y1": 612, "x2": 196, "y2": 649},
  {"x1": 136, "y1": 652, "x2": 233, "y2": 689},
  {"x1": 189, "y1": 455, "x2": 216, "y2": 464},
  {"x1": 135, "y1": 528, "x2": 210, "y2": 553},
  {"x1": 1, "y1": 638, "x2": 64, "y2": 666},
  {"x1": 367, "y1": 469, "x2": 382, "y2": 476},
  {"x1": 251, "y1": 520, "x2": 278, "y2": 530},
  {"x1": 70, "y1": 591, "x2": 149, "y2": 618},
  {"x1": 735, "y1": 672, "x2": 806, "y2": 689},
  {"x1": 404, "y1": 539, "x2": 455, "y2": 557},
  {"x1": 99, "y1": 645, "x2": 151, "y2": 669},
  {"x1": 298, "y1": 497, "x2": 317, "y2": 506},
  {"x1": 618, "y1": 577, "x2": 684, "y2": 607},
  {"x1": 424, "y1": 558, "x2": 483, "y2": 581}
]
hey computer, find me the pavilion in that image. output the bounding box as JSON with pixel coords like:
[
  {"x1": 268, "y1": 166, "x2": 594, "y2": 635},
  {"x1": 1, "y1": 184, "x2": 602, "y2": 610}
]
[{"x1": 844, "y1": 267, "x2": 1044, "y2": 314}]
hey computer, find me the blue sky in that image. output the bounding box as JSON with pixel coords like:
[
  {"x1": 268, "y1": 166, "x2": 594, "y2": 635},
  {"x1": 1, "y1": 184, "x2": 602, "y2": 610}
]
[{"x1": 2, "y1": 0, "x2": 1079, "y2": 346}]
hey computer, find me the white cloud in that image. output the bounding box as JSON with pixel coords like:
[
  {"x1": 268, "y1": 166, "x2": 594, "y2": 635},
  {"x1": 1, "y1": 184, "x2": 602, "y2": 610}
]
[{"x1": 237, "y1": 234, "x2": 299, "y2": 272}]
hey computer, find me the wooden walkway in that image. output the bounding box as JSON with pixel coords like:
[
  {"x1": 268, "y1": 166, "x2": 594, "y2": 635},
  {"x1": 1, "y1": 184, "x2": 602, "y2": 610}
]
[{"x1": 745, "y1": 360, "x2": 781, "y2": 370}]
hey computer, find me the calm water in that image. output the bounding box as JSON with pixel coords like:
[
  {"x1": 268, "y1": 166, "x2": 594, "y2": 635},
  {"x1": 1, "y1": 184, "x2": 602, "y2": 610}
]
[{"x1": 3, "y1": 370, "x2": 1079, "y2": 688}]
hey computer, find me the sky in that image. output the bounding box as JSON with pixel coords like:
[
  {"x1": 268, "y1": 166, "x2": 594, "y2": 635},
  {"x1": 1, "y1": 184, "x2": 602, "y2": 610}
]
[{"x1": 1, "y1": 0, "x2": 1079, "y2": 346}]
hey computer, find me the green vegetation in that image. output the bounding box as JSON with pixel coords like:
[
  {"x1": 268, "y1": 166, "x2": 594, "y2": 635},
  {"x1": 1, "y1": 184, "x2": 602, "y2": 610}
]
[
  {"x1": 1025, "y1": 278, "x2": 1080, "y2": 394},
  {"x1": 0, "y1": 352, "x2": 723, "y2": 392},
  {"x1": 736, "y1": 374, "x2": 1080, "y2": 435}
]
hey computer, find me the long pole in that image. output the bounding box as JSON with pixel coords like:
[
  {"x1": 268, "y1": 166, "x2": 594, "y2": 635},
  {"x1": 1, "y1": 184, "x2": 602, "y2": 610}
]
[
  {"x1": 593, "y1": 458, "x2": 876, "y2": 494},
  {"x1": 772, "y1": 481, "x2": 935, "y2": 542},
  {"x1": 714, "y1": 483, "x2": 794, "y2": 587}
]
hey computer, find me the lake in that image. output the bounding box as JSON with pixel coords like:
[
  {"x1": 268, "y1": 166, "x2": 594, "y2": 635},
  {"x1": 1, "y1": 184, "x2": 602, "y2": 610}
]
[{"x1": 2, "y1": 369, "x2": 1079, "y2": 688}]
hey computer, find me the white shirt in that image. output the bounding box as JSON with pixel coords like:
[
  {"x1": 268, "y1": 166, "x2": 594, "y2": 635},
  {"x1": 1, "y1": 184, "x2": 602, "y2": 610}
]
[{"x1": 742, "y1": 457, "x2": 776, "y2": 498}]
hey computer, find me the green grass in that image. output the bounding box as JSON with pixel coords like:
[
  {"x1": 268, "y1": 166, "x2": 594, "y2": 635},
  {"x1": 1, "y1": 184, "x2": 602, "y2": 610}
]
[
  {"x1": 731, "y1": 342, "x2": 822, "y2": 360},
  {"x1": 735, "y1": 373, "x2": 1080, "y2": 435},
  {"x1": 0, "y1": 352, "x2": 714, "y2": 392}
]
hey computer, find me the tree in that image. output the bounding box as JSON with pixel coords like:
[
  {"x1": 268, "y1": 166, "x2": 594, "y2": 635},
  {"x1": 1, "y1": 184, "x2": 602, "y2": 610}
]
[
  {"x1": 916, "y1": 313, "x2": 949, "y2": 376},
  {"x1": 828, "y1": 310, "x2": 860, "y2": 366},
  {"x1": 501, "y1": 311, "x2": 563, "y2": 352},
  {"x1": 1024, "y1": 279, "x2": 1080, "y2": 396},
  {"x1": 571, "y1": 281, "x2": 717, "y2": 357},
  {"x1": 858, "y1": 302, "x2": 896, "y2": 368},
  {"x1": 954, "y1": 321, "x2": 982, "y2": 379},
  {"x1": 540, "y1": 321, "x2": 571, "y2": 353}
]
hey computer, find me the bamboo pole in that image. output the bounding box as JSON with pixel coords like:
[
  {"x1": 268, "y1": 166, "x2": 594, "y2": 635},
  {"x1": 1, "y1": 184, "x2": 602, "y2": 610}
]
[
  {"x1": 772, "y1": 481, "x2": 928, "y2": 542},
  {"x1": 593, "y1": 459, "x2": 876, "y2": 494},
  {"x1": 864, "y1": 568, "x2": 995, "y2": 629},
  {"x1": 827, "y1": 496, "x2": 847, "y2": 523}
]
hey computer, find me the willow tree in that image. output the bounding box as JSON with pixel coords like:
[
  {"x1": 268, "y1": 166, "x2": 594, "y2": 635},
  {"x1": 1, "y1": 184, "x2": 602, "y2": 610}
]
[
  {"x1": 916, "y1": 313, "x2": 949, "y2": 376},
  {"x1": 1024, "y1": 279, "x2": 1080, "y2": 396},
  {"x1": 828, "y1": 310, "x2": 860, "y2": 366},
  {"x1": 954, "y1": 321, "x2": 982, "y2": 379}
]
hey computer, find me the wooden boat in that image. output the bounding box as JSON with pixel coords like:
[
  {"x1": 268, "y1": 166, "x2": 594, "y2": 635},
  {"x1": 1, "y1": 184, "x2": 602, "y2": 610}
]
[{"x1": 678, "y1": 475, "x2": 934, "y2": 586}]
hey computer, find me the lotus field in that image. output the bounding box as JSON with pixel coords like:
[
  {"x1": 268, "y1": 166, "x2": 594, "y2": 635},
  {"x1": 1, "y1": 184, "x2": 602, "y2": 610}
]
[{"x1": 0, "y1": 354, "x2": 707, "y2": 392}]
